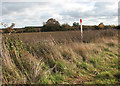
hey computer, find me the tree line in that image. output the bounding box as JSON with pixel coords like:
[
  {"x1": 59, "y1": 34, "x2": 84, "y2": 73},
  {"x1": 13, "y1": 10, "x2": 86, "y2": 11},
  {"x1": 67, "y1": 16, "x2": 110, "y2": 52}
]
[
  {"x1": 1, "y1": 18, "x2": 118, "y2": 33},
  {"x1": 41, "y1": 18, "x2": 117, "y2": 32}
]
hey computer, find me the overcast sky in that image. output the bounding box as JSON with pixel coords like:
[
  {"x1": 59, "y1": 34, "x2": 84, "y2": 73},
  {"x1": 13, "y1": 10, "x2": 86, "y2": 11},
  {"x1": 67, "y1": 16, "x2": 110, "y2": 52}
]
[{"x1": 0, "y1": 0, "x2": 119, "y2": 28}]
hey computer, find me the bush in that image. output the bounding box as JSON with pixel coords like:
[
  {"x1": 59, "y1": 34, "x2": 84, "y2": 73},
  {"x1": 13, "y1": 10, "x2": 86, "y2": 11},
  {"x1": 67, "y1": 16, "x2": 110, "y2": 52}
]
[{"x1": 41, "y1": 18, "x2": 61, "y2": 32}]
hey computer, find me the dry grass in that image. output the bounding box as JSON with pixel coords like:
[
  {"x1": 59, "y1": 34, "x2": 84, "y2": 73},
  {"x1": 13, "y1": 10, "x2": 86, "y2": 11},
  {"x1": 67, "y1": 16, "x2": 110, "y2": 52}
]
[{"x1": 1, "y1": 29, "x2": 119, "y2": 84}]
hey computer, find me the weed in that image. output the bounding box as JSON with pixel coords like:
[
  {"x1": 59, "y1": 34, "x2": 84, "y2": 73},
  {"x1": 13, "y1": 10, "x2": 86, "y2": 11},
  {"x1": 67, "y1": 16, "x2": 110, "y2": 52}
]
[
  {"x1": 77, "y1": 62, "x2": 88, "y2": 70},
  {"x1": 106, "y1": 42, "x2": 115, "y2": 47},
  {"x1": 1, "y1": 29, "x2": 118, "y2": 84}
]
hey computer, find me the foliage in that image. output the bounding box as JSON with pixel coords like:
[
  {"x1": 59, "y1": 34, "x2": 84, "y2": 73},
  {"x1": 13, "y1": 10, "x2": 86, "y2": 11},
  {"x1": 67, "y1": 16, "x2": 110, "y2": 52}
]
[
  {"x1": 98, "y1": 22, "x2": 104, "y2": 29},
  {"x1": 41, "y1": 18, "x2": 61, "y2": 31},
  {"x1": 73, "y1": 22, "x2": 79, "y2": 27},
  {"x1": 2, "y1": 29, "x2": 119, "y2": 84}
]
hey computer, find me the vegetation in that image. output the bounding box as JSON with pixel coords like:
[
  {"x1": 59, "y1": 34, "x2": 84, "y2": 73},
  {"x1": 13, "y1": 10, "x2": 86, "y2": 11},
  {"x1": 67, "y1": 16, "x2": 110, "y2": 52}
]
[
  {"x1": 98, "y1": 23, "x2": 104, "y2": 29},
  {"x1": 2, "y1": 29, "x2": 119, "y2": 85},
  {"x1": 41, "y1": 18, "x2": 117, "y2": 32},
  {"x1": 41, "y1": 18, "x2": 61, "y2": 31},
  {"x1": 1, "y1": 19, "x2": 118, "y2": 33},
  {"x1": 1, "y1": 23, "x2": 15, "y2": 33}
]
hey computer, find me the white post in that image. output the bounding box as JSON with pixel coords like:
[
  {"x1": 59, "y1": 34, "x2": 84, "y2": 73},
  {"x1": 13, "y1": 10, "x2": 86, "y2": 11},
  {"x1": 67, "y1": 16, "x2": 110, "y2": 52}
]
[
  {"x1": 80, "y1": 19, "x2": 83, "y2": 39},
  {"x1": 81, "y1": 22, "x2": 83, "y2": 34}
]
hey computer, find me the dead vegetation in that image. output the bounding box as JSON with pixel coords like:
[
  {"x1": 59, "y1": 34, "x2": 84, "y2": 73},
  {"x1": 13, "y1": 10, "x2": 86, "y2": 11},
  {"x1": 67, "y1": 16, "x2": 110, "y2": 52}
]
[{"x1": 2, "y1": 29, "x2": 119, "y2": 84}]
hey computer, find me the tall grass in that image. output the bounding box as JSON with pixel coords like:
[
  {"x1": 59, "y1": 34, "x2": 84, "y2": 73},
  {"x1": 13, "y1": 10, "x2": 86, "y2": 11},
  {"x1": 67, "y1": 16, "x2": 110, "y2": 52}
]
[{"x1": 2, "y1": 29, "x2": 119, "y2": 84}]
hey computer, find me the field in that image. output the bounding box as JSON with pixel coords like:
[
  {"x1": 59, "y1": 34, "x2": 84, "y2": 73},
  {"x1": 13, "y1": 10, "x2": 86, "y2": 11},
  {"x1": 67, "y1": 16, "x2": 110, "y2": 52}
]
[{"x1": 1, "y1": 29, "x2": 119, "y2": 84}]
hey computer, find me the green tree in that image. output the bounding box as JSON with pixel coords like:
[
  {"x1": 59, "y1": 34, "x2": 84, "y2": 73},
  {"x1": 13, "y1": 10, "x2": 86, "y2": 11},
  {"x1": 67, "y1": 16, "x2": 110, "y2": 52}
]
[
  {"x1": 73, "y1": 22, "x2": 79, "y2": 27},
  {"x1": 41, "y1": 18, "x2": 60, "y2": 31},
  {"x1": 61, "y1": 23, "x2": 71, "y2": 30}
]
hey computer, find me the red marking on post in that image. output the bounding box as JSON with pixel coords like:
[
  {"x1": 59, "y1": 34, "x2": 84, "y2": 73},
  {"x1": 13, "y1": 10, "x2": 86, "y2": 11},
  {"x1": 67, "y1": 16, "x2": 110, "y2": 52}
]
[{"x1": 80, "y1": 19, "x2": 82, "y2": 23}]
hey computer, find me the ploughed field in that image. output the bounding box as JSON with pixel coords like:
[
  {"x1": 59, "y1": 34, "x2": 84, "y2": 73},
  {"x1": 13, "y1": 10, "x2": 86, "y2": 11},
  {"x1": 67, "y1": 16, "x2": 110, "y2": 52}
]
[
  {"x1": 2, "y1": 29, "x2": 119, "y2": 84},
  {"x1": 10, "y1": 29, "x2": 118, "y2": 43}
]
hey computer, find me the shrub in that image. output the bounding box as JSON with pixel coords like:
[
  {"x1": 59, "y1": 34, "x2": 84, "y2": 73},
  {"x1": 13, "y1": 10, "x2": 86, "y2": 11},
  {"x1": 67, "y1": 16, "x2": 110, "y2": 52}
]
[{"x1": 41, "y1": 18, "x2": 61, "y2": 31}]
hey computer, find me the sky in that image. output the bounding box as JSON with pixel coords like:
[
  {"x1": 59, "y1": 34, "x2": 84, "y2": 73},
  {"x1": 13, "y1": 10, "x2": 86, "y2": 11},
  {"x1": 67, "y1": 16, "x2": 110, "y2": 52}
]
[{"x1": 0, "y1": 0, "x2": 119, "y2": 28}]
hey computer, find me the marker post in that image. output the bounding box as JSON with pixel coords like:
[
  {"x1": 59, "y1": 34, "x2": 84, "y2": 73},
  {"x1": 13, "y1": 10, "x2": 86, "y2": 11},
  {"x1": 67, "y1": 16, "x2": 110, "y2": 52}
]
[{"x1": 80, "y1": 19, "x2": 83, "y2": 39}]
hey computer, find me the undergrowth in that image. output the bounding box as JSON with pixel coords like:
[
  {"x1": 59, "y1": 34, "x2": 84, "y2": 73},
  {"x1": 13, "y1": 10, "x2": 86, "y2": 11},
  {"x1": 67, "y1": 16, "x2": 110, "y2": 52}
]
[{"x1": 2, "y1": 29, "x2": 119, "y2": 85}]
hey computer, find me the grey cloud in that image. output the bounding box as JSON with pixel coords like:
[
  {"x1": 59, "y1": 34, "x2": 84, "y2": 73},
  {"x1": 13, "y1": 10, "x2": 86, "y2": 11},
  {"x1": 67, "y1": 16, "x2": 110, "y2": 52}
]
[
  {"x1": 60, "y1": 10, "x2": 96, "y2": 19},
  {"x1": 94, "y1": 2, "x2": 117, "y2": 16},
  {"x1": 62, "y1": 2, "x2": 117, "y2": 18},
  {"x1": 2, "y1": 2, "x2": 49, "y2": 15},
  {"x1": 118, "y1": 1, "x2": 120, "y2": 16},
  {"x1": 1, "y1": 1, "x2": 118, "y2": 27}
]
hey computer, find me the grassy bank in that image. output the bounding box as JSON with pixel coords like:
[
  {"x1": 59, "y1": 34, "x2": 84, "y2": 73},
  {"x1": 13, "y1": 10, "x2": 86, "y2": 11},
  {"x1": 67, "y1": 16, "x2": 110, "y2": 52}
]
[{"x1": 2, "y1": 29, "x2": 119, "y2": 84}]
